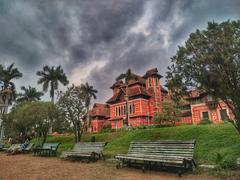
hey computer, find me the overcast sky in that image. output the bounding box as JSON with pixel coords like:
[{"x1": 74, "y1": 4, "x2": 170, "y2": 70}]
[{"x1": 0, "y1": 0, "x2": 239, "y2": 103}]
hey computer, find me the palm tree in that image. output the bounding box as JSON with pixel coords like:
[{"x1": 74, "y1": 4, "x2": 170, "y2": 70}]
[
  {"x1": 37, "y1": 65, "x2": 69, "y2": 103},
  {"x1": 81, "y1": 82, "x2": 98, "y2": 132},
  {"x1": 17, "y1": 86, "x2": 44, "y2": 102},
  {"x1": 116, "y1": 69, "x2": 133, "y2": 126},
  {"x1": 0, "y1": 63, "x2": 23, "y2": 113},
  {"x1": 0, "y1": 63, "x2": 22, "y2": 140}
]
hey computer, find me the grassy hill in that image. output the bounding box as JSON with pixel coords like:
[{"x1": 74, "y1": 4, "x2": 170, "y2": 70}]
[{"x1": 39, "y1": 123, "x2": 240, "y2": 168}]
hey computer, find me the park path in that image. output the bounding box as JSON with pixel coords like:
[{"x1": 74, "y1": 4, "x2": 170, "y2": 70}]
[{"x1": 0, "y1": 153, "x2": 217, "y2": 180}]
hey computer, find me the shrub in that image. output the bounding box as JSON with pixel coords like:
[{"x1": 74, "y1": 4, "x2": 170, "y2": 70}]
[
  {"x1": 138, "y1": 124, "x2": 146, "y2": 129},
  {"x1": 199, "y1": 118, "x2": 213, "y2": 125},
  {"x1": 101, "y1": 122, "x2": 112, "y2": 133}
]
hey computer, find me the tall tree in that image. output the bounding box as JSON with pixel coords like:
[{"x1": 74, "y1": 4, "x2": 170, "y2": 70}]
[
  {"x1": 17, "y1": 86, "x2": 44, "y2": 102},
  {"x1": 81, "y1": 82, "x2": 97, "y2": 132},
  {"x1": 37, "y1": 65, "x2": 69, "y2": 103},
  {"x1": 154, "y1": 100, "x2": 181, "y2": 126},
  {"x1": 0, "y1": 63, "x2": 23, "y2": 113},
  {"x1": 57, "y1": 85, "x2": 86, "y2": 142},
  {"x1": 166, "y1": 20, "x2": 240, "y2": 133},
  {"x1": 116, "y1": 69, "x2": 133, "y2": 126}
]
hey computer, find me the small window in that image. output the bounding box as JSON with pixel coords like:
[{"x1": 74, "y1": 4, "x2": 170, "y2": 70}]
[
  {"x1": 220, "y1": 109, "x2": 228, "y2": 121},
  {"x1": 202, "y1": 111, "x2": 209, "y2": 119},
  {"x1": 132, "y1": 104, "x2": 135, "y2": 114},
  {"x1": 124, "y1": 105, "x2": 126, "y2": 115},
  {"x1": 115, "y1": 107, "x2": 117, "y2": 116},
  {"x1": 155, "y1": 78, "x2": 158, "y2": 86}
]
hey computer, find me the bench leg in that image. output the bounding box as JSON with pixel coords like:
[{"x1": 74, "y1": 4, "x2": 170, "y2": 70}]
[
  {"x1": 142, "y1": 165, "x2": 145, "y2": 173},
  {"x1": 101, "y1": 152, "x2": 105, "y2": 161},
  {"x1": 178, "y1": 169, "x2": 182, "y2": 177},
  {"x1": 116, "y1": 160, "x2": 123, "y2": 169}
]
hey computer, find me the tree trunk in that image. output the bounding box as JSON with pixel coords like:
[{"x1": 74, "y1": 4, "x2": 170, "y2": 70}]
[
  {"x1": 76, "y1": 121, "x2": 81, "y2": 142},
  {"x1": 73, "y1": 126, "x2": 77, "y2": 143},
  {"x1": 42, "y1": 132, "x2": 47, "y2": 146},
  {"x1": 0, "y1": 97, "x2": 9, "y2": 140},
  {"x1": 86, "y1": 106, "x2": 90, "y2": 133},
  {"x1": 49, "y1": 85, "x2": 54, "y2": 134}
]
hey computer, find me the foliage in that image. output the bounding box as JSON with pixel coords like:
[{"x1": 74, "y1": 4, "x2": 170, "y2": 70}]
[
  {"x1": 37, "y1": 65, "x2": 69, "y2": 103},
  {"x1": 101, "y1": 122, "x2": 112, "y2": 133},
  {"x1": 154, "y1": 100, "x2": 181, "y2": 126},
  {"x1": 166, "y1": 20, "x2": 240, "y2": 133},
  {"x1": 57, "y1": 84, "x2": 86, "y2": 142},
  {"x1": 80, "y1": 82, "x2": 97, "y2": 131},
  {"x1": 5, "y1": 101, "x2": 56, "y2": 143},
  {"x1": 0, "y1": 63, "x2": 22, "y2": 110},
  {"x1": 17, "y1": 85, "x2": 44, "y2": 102},
  {"x1": 199, "y1": 118, "x2": 213, "y2": 125}
]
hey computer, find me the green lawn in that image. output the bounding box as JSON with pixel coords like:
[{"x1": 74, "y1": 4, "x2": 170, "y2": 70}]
[{"x1": 36, "y1": 123, "x2": 240, "y2": 168}]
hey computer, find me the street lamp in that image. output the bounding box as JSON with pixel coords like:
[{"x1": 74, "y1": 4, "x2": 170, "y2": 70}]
[{"x1": 124, "y1": 95, "x2": 129, "y2": 126}]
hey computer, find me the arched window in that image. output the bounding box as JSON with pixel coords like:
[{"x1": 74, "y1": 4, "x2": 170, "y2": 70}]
[
  {"x1": 133, "y1": 104, "x2": 135, "y2": 114},
  {"x1": 115, "y1": 107, "x2": 118, "y2": 116}
]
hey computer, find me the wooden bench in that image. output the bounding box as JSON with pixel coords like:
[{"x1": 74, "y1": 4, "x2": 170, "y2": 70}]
[
  {"x1": 3, "y1": 144, "x2": 21, "y2": 153},
  {"x1": 115, "y1": 140, "x2": 196, "y2": 176},
  {"x1": 33, "y1": 142, "x2": 60, "y2": 156},
  {"x1": 61, "y1": 142, "x2": 107, "y2": 162}
]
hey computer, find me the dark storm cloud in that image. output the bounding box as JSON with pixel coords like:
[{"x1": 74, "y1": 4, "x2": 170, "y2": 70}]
[{"x1": 0, "y1": 0, "x2": 239, "y2": 102}]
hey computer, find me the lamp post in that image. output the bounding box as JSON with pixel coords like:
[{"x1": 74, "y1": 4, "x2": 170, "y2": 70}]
[{"x1": 124, "y1": 95, "x2": 129, "y2": 126}]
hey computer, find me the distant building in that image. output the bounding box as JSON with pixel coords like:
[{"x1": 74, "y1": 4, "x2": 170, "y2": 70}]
[
  {"x1": 89, "y1": 68, "x2": 235, "y2": 133},
  {"x1": 177, "y1": 90, "x2": 235, "y2": 125},
  {"x1": 89, "y1": 68, "x2": 169, "y2": 132},
  {"x1": 89, "y1": 103, "x2": 110, "y2": 133}
]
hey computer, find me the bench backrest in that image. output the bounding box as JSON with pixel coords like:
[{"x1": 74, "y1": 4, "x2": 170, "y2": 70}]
[
  {"x1": 8, "y1": 144, "x2": 21, "y2": 151},
  {"x1": 128, "y1": 140, "x2": 195, "y2": 160},
  {"x1": 73, "y1": 142, "x2": 106, "y2": 154},
  {"x1": 24, "y1": 143, "x2": 34, "y2": 151},
  {"x1": 42, "y1": 142, "x2": 60, "y2": 150}
]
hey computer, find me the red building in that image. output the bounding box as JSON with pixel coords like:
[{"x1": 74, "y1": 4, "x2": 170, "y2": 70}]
[
  {"x1": 177, "y1": 90, "x2": 235, "y2": 125},
  {"x1": 89, "y1": 68, "x2": 235, "y2": 132},
  {"x1": 89, "y1": 103, "x2": 110, "y2": 133},
  {"x1": 89, "y1": 68, "x2": 169, "y2": 132}
]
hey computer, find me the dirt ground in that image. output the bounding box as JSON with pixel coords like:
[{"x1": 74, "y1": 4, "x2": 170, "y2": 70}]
[{"x1": 0, "y1": 153, "x2": 219, "y2": 180}]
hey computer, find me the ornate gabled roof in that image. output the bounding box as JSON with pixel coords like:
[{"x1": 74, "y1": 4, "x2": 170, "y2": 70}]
[
  {"x1": 106, "y1": 85, "x2": 151, "y2": 104},
  {"x1": 89, "y1": 103, "x2": 110, "y2": 118},
  {"x1": 143, "y1": 68, "x2": 163, "y2": 79},
  {"x1": 110, "y1": 80, "x2": 124, "y2": 89}
]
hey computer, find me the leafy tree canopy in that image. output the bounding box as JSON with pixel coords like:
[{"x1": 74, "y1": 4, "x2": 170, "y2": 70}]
[
  {"x1": 4, "y1": 101, "x2": 56, "y2": 143},
  {"x1": 57, "y1": 84, "x2": 86, "y2": 142},
  {"x1": 154, "y1": 100, "x2": 181, "y2": 126},
  {"x1": 166, "y1": 20, "x2": 240, "y2": 132}
]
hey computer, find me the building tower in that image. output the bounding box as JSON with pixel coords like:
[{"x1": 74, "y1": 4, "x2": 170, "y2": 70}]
[{"x1": 144, "y1": 68, "x2": 163, "y2": 115}]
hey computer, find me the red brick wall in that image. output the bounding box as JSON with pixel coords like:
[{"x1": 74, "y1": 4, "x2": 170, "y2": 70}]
[
  {"x1": 91, "y1": 119, "x2": 106, "y2": 133},
  {"x1": 191, "y1": 101, "x2": 234, "y2": 124}
]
